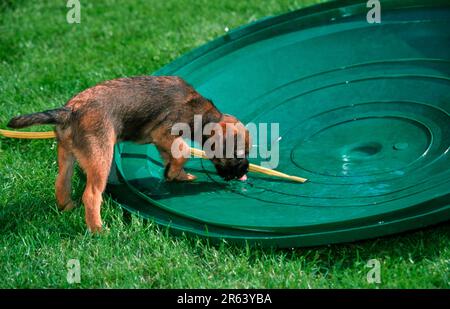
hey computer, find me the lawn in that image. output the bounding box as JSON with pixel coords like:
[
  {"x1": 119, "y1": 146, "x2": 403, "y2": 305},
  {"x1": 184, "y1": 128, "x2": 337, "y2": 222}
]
[{"x1": 0, "y1": 0, "x2": 449, "y2": 288}]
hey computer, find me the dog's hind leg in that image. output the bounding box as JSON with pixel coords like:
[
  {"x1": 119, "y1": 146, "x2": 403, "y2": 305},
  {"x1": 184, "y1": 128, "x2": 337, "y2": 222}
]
[
  {"x1": 74, "y1": 139, "x2": 114, "y2": 233},
  {"x1": 55, "y1": 143, "x2": 76, "y2": 211}
]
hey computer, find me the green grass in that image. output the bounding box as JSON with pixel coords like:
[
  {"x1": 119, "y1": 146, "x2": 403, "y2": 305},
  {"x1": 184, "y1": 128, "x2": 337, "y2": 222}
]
[{"x1": 0, "y1": 0, "x2": 449, "y2": 288}]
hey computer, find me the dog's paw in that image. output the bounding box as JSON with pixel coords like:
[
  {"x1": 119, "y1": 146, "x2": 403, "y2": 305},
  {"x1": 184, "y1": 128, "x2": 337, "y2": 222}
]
[
  {"x1": 182, "y1": 173, "x2": 197, "y2": 181},
  {"x1": 57, "y1": 200, "x2": 76, "y2": 212},
  {"x1": 62, "y1": 201, "x2": 77, "y2": 212},
  {"x1": 87, "y1": 224, "x2": 104, "y2": 234},
  {"x1": 167, "y1": 171, "x2": 197, "y2": 182}
]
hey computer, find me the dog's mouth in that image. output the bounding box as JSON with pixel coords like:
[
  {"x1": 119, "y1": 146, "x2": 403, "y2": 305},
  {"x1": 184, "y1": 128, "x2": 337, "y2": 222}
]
[{"x1": 212, "y1": 158, "x2": 249, "y2": 181}]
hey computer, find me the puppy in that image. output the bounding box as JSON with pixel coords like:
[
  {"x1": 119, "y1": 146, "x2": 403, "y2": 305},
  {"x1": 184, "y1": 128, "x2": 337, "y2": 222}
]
[{"x1": 7, "y1": 76, "x2": 250, "y2": 232}]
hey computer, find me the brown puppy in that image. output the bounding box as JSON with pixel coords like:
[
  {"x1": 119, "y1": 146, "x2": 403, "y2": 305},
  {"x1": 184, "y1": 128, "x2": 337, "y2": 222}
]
[{"x1": 7, "y1": 76, "x2": 250, "y2": 232}]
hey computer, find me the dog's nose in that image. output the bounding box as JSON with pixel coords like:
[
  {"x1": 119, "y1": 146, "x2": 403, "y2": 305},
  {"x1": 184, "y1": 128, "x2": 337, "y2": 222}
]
[
  {"x1": 213, "y1": 157, "x2": 249, "y2": 181},
  {"x1": 238, "y1": 174, "x2": 247, "y2": 181},
  {"x1": 234, "y1": 158, "x2": 249, "y2": 179}
]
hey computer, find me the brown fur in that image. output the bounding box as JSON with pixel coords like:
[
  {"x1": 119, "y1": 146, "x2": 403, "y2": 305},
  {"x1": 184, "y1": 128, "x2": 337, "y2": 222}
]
[{"x1": 8, "y1": 76, "x2": 250, "y2": 232}]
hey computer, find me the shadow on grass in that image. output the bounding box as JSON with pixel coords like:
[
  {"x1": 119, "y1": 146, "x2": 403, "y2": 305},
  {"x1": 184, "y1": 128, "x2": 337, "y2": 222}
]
[{"x1": 0, "y1": 196, "x2": 57, "y2": 234}]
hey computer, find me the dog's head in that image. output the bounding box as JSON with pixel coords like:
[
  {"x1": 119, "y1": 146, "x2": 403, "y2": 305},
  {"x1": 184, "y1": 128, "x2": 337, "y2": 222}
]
[{"x1": 205, "y1": 114, "x2": 251, "y2": 181}]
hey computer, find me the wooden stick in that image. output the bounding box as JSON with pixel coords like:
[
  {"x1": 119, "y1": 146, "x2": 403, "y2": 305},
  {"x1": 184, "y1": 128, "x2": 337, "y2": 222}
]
[{"x1": 190, "y1": 147, "x2": 307, "y2": 183}]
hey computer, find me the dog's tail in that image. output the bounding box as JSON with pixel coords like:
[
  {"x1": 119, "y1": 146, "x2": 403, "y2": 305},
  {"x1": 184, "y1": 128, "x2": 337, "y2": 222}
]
[{"x1": 7, "y1": 107, "x2": 71, "y2": 129}]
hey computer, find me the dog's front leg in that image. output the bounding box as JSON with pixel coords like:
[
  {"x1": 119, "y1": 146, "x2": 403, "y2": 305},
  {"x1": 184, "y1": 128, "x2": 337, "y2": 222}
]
[
  {"x1": 165, "y1": 154, "x2": 197, "y2": 181},
  {"x1": 154, "y1": 136, "x2": 197, "y2": 182}
]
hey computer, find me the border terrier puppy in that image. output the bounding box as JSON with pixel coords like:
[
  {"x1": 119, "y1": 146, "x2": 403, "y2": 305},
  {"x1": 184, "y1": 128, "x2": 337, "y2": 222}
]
[{"x1": 7, "y1": 76, "x2": 250, "y2": 232}]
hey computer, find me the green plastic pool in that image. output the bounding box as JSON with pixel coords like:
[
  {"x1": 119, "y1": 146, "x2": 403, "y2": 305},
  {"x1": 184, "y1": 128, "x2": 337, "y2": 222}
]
[{"x1": 107, "y1": 0, "x2": 450, "y2": 247}]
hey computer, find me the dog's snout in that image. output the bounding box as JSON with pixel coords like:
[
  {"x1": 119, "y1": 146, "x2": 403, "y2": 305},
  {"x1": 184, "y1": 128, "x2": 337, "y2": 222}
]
[{"x1": 213, "y1": 157, "x2": 249, "y2": 181}]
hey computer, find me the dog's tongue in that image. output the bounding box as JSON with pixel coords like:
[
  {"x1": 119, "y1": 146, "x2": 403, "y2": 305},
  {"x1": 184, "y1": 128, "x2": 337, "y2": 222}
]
[{"x1": 238, "y1": 174, "x2": 247, "y2": 181}]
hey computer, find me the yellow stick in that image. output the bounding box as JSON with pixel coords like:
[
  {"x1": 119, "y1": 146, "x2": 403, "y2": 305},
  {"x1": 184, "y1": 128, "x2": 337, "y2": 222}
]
[
  {"x1": 0, "y1": 129, "x2": 56, "y2": 139},
  {"x1": 0, "y1": 129, "x2": 307, "y2": 183},
  {"x1": 190, "y1": 148, "x2": 307, "y2": 183}
]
